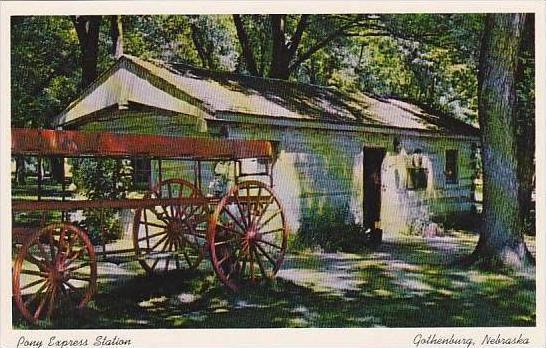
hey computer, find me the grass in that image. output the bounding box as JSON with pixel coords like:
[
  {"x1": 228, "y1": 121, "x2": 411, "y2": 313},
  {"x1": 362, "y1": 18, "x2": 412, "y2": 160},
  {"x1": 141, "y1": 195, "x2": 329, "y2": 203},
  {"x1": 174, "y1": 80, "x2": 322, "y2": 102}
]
[{"x1": 12, "y1": 230, "x2": 536, "y2": 329}]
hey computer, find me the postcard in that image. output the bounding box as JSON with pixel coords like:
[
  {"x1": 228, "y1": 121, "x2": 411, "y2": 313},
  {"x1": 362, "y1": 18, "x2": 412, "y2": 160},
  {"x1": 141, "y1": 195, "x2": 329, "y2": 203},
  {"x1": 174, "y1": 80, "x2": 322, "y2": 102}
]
[{"x1": 1, "y1": 1, "x2": 544, "y2": 347}]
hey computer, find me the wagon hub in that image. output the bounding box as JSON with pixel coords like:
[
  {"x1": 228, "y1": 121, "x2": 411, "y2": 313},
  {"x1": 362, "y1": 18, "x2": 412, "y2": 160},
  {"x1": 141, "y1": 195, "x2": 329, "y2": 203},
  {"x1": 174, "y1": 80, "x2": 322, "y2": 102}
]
[
  {"x1": 166, "y1": 220, "x2": 187, "y2": 243},
  {"x1": 48, "y1": 259, "x2": 67, "y2": 287},
  {"x1": 241, "y1": 225, "x2": 261, "y2": 255}
]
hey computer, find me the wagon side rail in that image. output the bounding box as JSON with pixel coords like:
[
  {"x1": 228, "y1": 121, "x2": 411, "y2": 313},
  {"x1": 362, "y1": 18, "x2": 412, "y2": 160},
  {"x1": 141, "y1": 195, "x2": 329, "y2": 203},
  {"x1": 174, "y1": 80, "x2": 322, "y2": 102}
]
[{"x1": 11, "y1": 128, "x2": 273, "y2": 160}]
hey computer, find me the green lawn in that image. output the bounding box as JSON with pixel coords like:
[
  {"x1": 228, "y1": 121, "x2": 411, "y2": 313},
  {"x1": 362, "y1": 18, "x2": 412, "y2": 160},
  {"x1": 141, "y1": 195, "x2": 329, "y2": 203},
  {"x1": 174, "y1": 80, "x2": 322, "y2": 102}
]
[{"x1": 12, "y1": 231, "x2": 536, "y2": 329}]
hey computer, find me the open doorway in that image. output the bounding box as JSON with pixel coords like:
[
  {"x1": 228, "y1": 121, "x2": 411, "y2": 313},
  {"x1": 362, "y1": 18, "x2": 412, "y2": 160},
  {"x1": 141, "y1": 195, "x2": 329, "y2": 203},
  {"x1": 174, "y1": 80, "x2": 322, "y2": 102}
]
[{"x1": 363, "y1": 147, "x2": 386, "y2": 229}]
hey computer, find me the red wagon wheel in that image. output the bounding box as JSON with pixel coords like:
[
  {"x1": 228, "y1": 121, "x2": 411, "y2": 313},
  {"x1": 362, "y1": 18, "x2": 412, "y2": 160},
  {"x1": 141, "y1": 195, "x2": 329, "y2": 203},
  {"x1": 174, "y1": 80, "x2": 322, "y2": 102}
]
[
  {"x1": 208, "y1": 180, "x2": 288, "y2": 291},
  {"x1": 12, "y1": 223, "x2": 97, "y2": 323},
  {"x1": 133, "y1": 179, "x2": 207, "y2": 274}
]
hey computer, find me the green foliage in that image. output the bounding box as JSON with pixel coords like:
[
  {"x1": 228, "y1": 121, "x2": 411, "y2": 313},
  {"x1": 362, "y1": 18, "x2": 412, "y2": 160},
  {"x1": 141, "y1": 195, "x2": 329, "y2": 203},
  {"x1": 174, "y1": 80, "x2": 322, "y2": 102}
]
[
  {"x1": 123, "y1": 15, "x2": 237, "y2": 70},
  {"x1": 71, "y1": 158, "x2": 133, "y2": 243},
  {"x1": 295, "y1": 203, "x2": 367, "y2": 252},
  {"x1": 11, "y1": 16, "x2": 80, "y2": 127}
]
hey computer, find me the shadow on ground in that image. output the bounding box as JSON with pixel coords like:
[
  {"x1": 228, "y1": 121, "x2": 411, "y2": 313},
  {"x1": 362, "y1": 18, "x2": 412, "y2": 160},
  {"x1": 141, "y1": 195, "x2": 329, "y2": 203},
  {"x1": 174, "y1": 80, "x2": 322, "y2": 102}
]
[{"x1": 13, "y1": 232, "x2": 535, "y2": 329}]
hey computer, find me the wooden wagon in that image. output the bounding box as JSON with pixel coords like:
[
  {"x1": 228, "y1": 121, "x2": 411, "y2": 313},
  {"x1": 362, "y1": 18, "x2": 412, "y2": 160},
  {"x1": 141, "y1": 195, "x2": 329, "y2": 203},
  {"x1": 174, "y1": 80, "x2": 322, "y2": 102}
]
[{"x1": 11, "y1": 128, "x2": 289, "y2": 324}]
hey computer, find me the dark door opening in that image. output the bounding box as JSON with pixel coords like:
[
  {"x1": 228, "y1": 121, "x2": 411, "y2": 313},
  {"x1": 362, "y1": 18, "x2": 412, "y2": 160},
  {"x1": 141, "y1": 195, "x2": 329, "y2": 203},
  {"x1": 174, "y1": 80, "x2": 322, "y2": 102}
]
[{"x1": 363, "y1": 147, "x2": 386, "y2": 229}]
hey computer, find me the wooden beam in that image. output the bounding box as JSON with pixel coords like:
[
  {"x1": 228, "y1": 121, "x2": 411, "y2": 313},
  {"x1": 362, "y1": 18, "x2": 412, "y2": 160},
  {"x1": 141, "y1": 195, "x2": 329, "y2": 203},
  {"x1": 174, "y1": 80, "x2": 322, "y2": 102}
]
[{"x1": 11, "y1": 128, "x2": 272, "y2": 160}]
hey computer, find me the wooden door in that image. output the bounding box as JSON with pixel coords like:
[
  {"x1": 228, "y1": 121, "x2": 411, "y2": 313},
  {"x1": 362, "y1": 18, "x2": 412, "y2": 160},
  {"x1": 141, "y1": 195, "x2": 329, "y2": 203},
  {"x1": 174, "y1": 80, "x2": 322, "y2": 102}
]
[{"x1": 363, "y1": 147, "x2": 386, "y2": 229}]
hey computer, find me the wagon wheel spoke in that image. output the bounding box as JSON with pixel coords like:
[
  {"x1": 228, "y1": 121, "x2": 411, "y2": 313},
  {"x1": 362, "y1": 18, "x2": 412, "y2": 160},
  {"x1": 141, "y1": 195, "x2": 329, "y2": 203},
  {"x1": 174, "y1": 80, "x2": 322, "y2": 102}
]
[
  {"x1": 164, "y1": 240, "x2": 173, "y2": 272},
  {"x1": 62, "y1": 280, "x2": 78, "y2": 292},
  {"x1": 254, "y1": 196, "x2": 275, "y2": 227},
  {"x1": 24, "y1": 282, "x2": 49, "y2": 307},
  {"x1": 244, "y1": 185, "x2": 253, "y2": 227},
  {"x1": 213, "y1": 238, "x2": 239, "y2": 247},
  {"x1": 254, "y1": 243, "x2": 278, "y2": 268},
  {"x1": 259, "y1": 228, "x2": 286, "y2": 236},
  {"x1": 233, "y1": 191, "x2": 249, "y2": 229},
  {"x1": 221, "y1": 207, "x2": 247, "y2": 233},
  {"x1": 253, "y1": 247, "x2": 268, "y2": 278},
  {"x1": 20, "y1": 278, "x2": 47, "y2": 291},
  {"x1": 250, "y1": 186, "x2": 263, "y2": 226},
  {"x1": 33, "y1": 286, "x2": 52, "y2": 321},
  {"x1": 66, "y1": 274, "x2": 93, "y2": 282},
  {"x1": 137, "y1": 230, "x2": 168, "y2": 242},
  {"x1": 139, "y1": 220, "x2": 167, "y2": 229},
  {"x1": 257, "y1": 209, "x2": 282, "y2": 231},
  {"x1": 57, "y1": 226, "x2": 68, "y2": 252},
  {"x1": 256, "y1": 239, "x2": 282, "y2": 250},
  {"x1": 47, "y1": 230, "x2": 57, "y2": 262},
  {"x1": 20, "y1": 269, "x2": 49, "y2": 277},
  {"x1": 180, "y1": 203, "x2": 199, "y2": 220},
  {"x1": 174, "y1": 233, "x2": 201, "y2": 270},
  {"x1": 64, "y1": 248, "x2": 85, "y2": 267},
  {"x1": 217, "y1": 222, "x2": 244, "y2": 236},
  {"x1": 150, "y1": 236, "x2": 171, "y2": 271},
  {"x1": 64, "y1": 262, "x2": 90, "y2": 273},
  {"x1": 249, "y1": 249, "x2": 255, "y2": 281},
  {"x1": 46, "y1": 285, "x2": 58, "y2": 318}
]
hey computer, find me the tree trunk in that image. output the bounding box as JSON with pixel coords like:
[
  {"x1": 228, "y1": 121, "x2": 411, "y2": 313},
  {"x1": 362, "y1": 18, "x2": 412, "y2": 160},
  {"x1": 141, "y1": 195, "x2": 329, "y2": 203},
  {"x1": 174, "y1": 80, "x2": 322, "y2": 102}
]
[
  {"x1": 72, "y1": 16, "x2": 102, "y2": 89},
  {"x1": 15, "y1": 156, "x2": 26, "y2": 185},
  {"x1": 110, "y1": 15, "x2": 124, "y2": 58},
  {"x1": 515, "y1": 15, "x2": 535, "y2": 236},
  {"x1": 269, "y1": 15, "x2": 290, "y2": 79},
  {"x1": 50, "y1": 157, "x2": 65, "y2": 183},
  {"x1": 472, "y1": 13, "x2": 532, "y2": 268}
]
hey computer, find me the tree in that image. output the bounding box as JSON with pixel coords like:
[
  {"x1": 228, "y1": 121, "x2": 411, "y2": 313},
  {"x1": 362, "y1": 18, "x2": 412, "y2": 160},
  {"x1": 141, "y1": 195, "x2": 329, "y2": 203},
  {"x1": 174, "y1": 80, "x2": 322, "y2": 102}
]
[
  {"x1": 470, "y1": 13, "x2": 534, "y2": 268},
  {"x1": 71, "y1": 15, "x2": 102, "y2": 89},
  {"x1": 232, "y1": 14, "x2": 387, "y2": 79}
]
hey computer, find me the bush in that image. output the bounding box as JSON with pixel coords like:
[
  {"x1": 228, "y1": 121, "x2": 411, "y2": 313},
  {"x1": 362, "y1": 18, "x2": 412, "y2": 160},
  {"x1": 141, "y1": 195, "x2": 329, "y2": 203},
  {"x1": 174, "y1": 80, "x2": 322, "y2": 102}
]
[
  {"x1": 70, "y1": 158, "x2": 133, "y2": 244},
  {"x1": 432, "y1": 211, "x2": 480, "y2": 232},
  {"x1": 295, "y1": 203, "x2": 368, "y2": 253}
]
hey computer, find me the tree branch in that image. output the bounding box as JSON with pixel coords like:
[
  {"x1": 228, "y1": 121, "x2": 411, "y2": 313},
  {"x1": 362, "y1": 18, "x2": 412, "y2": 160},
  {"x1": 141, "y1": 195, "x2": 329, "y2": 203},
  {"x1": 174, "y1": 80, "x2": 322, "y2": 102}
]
[
  {"x1": 190, "y1": 23, "x2": 210, "y2": 68},
  {"x1": 287, "y1": 14, "x2": 309, "y2": 58},
  {"x1": 232, "y1": 14, "x2": 260, "y2": 76},
  {"x1": 289, "y1": 21, "x2": 370, "y2": 71}
]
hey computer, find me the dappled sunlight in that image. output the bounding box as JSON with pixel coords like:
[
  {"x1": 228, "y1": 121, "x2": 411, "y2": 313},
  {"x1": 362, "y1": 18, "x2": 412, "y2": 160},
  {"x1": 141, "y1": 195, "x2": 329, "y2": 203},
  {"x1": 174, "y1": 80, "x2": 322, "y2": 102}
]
[{"x1": 13, "y1": 232, "x2": 535, "y2": 329}]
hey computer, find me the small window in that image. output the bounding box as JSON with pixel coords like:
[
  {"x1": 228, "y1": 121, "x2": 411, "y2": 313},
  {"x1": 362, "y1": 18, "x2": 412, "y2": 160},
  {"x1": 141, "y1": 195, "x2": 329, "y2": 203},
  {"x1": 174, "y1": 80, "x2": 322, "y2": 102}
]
[
  {"x1": 445, "y1": 150, "x2": 458, "y2": 184},
  {"x1": 132, "y1": 158, "x2": 151, "y2": 187},
  {"x1": 406, "y1": 151, "x2": 428, "y2": 190}
]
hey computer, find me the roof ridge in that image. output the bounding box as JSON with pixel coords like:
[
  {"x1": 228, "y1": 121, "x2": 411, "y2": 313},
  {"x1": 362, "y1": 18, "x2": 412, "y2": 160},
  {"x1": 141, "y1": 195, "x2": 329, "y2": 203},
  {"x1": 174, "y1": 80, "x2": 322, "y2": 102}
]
[{"x1": 136, "y1": 55, "x2": 337, "y2": 94}]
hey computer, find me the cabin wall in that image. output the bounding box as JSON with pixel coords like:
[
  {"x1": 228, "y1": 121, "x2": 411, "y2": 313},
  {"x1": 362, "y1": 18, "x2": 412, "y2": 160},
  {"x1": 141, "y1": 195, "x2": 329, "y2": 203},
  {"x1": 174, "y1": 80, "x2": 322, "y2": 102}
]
[
  {"x1": 74, "y1": 112, "x2": 478, "y2": 236},
  {"x1": 218, "y1": 122, "x2": 478, "y2": 235}
]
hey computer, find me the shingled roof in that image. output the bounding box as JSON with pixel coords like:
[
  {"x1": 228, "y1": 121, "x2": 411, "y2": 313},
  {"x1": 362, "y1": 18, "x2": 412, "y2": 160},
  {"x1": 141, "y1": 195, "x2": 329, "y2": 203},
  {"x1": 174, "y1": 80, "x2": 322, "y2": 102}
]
[{"x1": 56, "y1": 55, "x2": 479, "y2": 137}]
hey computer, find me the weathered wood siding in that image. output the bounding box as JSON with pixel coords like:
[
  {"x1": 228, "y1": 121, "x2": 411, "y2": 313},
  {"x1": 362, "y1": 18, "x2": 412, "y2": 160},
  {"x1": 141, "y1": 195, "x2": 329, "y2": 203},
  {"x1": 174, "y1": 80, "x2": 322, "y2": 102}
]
[
  {"x1": 215, "y1": 122, "x2": 477, "y2": 234},
  {"x1": 75, "y1": 110, "x2": 477, "y2": 235}
]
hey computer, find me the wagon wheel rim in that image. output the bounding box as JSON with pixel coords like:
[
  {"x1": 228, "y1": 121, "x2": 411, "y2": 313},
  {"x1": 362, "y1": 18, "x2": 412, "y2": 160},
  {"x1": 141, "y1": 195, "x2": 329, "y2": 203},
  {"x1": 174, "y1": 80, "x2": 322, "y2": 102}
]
[
  {"x1": 208, "y1": 180, "x2": 288, "y2": 291},
  {"x1": 12, "y1": 223, "x2": 97, "y2": 324},
  {"x1": 133, "y1": 179, "x2": 207, "y2": 274}
]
